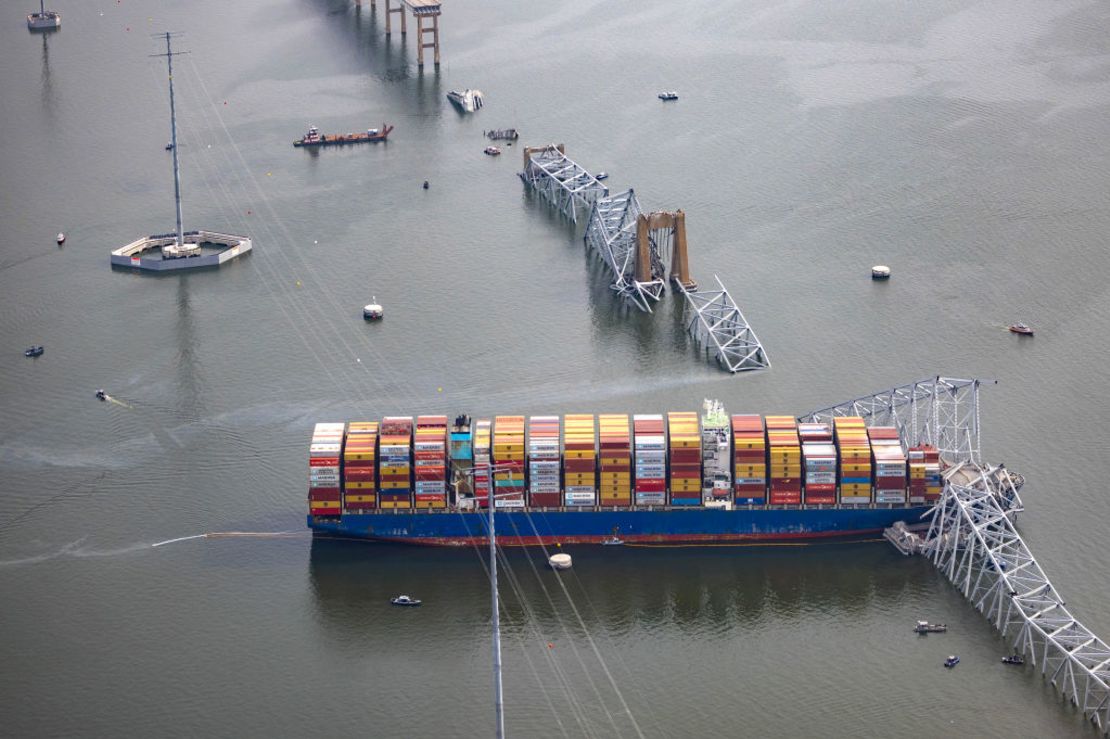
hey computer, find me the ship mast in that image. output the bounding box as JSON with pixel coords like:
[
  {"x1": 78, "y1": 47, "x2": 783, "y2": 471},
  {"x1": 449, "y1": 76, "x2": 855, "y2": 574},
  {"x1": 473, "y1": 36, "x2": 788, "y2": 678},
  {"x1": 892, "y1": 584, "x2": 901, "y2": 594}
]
[
  {"x1": 154, "y1": 32, "x2": 186, "y2": 248},
  {"x1": 40, "y1": 0, "x2": 46, "y2": 16},
  {"x1": 487, "y1": 458, "x2": 506, "y2": 739}
]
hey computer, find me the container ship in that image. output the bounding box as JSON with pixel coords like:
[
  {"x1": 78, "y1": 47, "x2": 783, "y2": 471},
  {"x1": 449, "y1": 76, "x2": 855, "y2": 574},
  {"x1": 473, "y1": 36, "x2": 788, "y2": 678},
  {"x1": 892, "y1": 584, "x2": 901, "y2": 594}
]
[{"x1": 307, "y1": 403, "x2": 944, "y2": 546}]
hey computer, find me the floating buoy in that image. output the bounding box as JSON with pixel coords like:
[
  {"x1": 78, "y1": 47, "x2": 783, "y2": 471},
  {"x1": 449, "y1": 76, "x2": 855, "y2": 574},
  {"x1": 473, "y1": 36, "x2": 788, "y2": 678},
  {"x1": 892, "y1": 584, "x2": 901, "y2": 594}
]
[
  {"x1": 548, "y1": 553, "x2": 572, "y2": 570},
  {"x1": 295, "y1": 280, "x2": 301, "y2": 287},
  {"x1": 56, "y1": 232, "x2": 66, "y2": 244},
  {"x1": 422, "y1": 180, "x2": 429, "y2": 190},
  {"x1": 871, "y1": 265, "x2": 891, "y2": 280}
]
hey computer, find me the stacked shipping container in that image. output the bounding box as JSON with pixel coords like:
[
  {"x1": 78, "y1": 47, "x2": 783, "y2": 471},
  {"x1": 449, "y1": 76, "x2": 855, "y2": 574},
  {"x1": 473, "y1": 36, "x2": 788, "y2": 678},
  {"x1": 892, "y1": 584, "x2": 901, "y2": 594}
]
[
  {"x1": 379, "y1": 417, "x2": 414, "y2": 509},
  {"x1": 868, "y1": 427, "x2": 907, "y2": 504},
  {"x1": 309, "y1": 412, "x2": 947, "y2": 519},
  {"x1": 908, "y1": 444, "x2": 942, "y2": 503},
  {"x1": 766, "y1": 416, "x2": 802, "y2": 505},
  {"x1": 668, "y1": 412, "x2": 701, "y2": 505},
  {"x1": 343, "y1": 422, "x2": 378, "y2": 511},
  {"x1": 473, "y1": 419, "x2": 492, "y2": 507},
  {"x1": 799, "y1": 422, "x2": 836, "y2": 505},
  {"x1": 493, "y1": 416, "x2": 526, "y2": 508},
  {"x1": 309, "y1": 422, "x2": 344, "y2": 516},
  {"x1": 598, "y1": 414, "x2": 632, "y2": 506},
  {"x1": 414, "y1": 416, "x2": 448, "y2": 509},
  {"x1": 834, "y1": 417, "x2": 872, "y2": 504},
  {"x1": 528, "y1": 416, "x2": 562, "y2": 507},
  {"x1": 633, "y1": 415, "x2": 666, "y2": 506},
  {"x1": 731, "y1": 415, "x2": 766, "y2": 505},
  {"x1": 563, "y1": 415, "x2": 597, "y2": 506}
]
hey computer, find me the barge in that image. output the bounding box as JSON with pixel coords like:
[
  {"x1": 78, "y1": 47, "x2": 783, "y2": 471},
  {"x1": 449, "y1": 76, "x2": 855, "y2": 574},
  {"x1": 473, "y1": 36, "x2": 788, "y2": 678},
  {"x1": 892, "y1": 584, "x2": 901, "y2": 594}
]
[
  {"x1": 294, "y1": 124, "x2": 393, "y2": 148},
  {"x1": 307, "y1": 405, "x2": 953, "y2": 547}
]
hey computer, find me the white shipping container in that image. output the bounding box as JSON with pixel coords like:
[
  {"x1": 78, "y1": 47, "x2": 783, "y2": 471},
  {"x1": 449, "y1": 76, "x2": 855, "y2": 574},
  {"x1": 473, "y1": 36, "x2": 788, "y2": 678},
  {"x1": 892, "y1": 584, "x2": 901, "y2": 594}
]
[
  {"x1": 734, "y1": 477, "x2": 766, "y2": 486},
  {"x1": 494, "y1": 499, "x2": 526, "y2": 508},
  {"x1": 565, "y1": 491, "x2": 597, "y2": 502},
  {"x1": 565, "y1": 485, "x2": 596, "y2": 495},
  {"x1": 635, "y1": 493, "x2": 666, "y2": 504},
  {"x1": 876, "y1": 468, "x2": 907, "y2": 478}
]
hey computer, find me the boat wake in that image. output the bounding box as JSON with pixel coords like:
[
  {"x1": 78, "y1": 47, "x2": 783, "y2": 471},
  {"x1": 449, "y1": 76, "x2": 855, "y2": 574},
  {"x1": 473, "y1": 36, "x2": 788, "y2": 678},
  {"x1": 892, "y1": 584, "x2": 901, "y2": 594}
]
[
  {"x1": 0, "y1": 537, "x2": 150, "y2": 567},
  {"x1": 151, "y1": 531, "x2": 307, "y2": 547}
]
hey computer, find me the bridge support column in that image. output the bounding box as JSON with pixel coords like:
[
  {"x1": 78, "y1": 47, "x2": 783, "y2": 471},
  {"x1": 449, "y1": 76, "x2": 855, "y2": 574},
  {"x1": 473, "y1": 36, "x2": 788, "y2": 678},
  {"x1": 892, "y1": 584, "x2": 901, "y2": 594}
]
[
  {"x1": 670, "y1": 210, "x2": 696, "y2": 290},
  {"x1": 385, "y1": 0, "x2": 406, "y2": 35},
  {"x1": 416, "y1": 14, "x2": 441, "y2": 67}
]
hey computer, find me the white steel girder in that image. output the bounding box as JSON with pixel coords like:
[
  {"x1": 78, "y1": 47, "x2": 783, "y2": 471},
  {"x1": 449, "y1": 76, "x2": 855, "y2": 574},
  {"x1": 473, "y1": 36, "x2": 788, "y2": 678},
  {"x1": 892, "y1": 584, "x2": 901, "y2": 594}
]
[
  {"x1": 678, "y1": 275, "x2": 769, "y2": 372},
  {"x1": 924, "y1": 476, "x2": 1110, "y2": 734},
  {"x1": 583, "y1": 189, "x2": 665, "y2": 311},
  {"x1": 520, "y1": 145, "x2": 608, "y2": 224},
  {"x1": 799, "y1": 376, "x2": 984, "y2": 464}
]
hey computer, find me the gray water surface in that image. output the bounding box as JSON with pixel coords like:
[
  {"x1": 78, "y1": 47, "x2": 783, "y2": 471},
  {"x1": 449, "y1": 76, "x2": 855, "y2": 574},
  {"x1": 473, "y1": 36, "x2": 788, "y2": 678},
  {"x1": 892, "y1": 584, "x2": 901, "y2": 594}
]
[{"x1": 2, "y1": 0, "x2": 1109, "y2": 736}]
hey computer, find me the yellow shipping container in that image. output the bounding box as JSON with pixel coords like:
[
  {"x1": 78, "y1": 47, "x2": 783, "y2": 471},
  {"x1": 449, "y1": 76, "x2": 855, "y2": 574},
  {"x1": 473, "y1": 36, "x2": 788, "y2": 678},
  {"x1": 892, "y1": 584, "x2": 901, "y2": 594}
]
[
  {"x1": 344, "y1": 481, "x2": 376, "y2": 489},
  {"x1": 344, "y1": 494, "x2": 377, "y2": 503},
  {"x1": 379, "y1": 465, "x2": 410, "y2": 476},
  {"x1": 380, "y1": 500, "x2": 412, "y2": 509},
  {"x1": 309, "y1": 501, "x2": 341, "y2": 511},
  {"x1": 380, "y1": 481, "x2": 410, "y2": 489}
]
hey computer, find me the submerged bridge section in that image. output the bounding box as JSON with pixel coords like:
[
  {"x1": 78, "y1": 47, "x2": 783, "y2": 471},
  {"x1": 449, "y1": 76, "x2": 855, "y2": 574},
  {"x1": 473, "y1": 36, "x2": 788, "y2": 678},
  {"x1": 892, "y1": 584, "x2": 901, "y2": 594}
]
[
  {"x1": 804, "y1": 377, "x2": 1109, "y2": 735},
  {"x1": 520, "y1": 145, "x2": 609, "y2": 224},
  {"x1": 522, "y1": 143, "x2": 770, "y2": 373},
  {"x1": 679, "y1": 276, "x2": 769, "y2": 372}
]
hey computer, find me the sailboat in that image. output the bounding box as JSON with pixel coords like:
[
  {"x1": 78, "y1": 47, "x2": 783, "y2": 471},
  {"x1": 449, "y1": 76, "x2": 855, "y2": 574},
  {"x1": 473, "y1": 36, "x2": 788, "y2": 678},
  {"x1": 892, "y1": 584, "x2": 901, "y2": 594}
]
[
  {"x1": 110, "y1": 32, "x2": 251, "y2": 272},
  {"x1": 27, "y1": 0, "x2": 61, "y2": 30}
]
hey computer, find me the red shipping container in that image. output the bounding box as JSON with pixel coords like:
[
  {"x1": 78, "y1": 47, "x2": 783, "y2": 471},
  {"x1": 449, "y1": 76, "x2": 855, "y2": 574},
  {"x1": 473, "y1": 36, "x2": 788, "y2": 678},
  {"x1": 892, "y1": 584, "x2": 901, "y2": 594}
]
[
  {"x1": 634, "y1": 480, "x2": 666, "y2": 493},
  {"x1": 344, "y1": 468, "x2": 376, "y2": 482},
  {"x1": 528, "y1": 492, "x2": 561, "y2": 507}
]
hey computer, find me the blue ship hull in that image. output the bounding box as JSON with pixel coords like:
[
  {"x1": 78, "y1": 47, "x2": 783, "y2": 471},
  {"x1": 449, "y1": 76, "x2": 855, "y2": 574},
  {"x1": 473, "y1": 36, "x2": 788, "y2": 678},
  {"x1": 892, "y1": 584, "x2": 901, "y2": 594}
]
[{"x1": 308, "y1": 506, "x2": 933, "y2": 546}]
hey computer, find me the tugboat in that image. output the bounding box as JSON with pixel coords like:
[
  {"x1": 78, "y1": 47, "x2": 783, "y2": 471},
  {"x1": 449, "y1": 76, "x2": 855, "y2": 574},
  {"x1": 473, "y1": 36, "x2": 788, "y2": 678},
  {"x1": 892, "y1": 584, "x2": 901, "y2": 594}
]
[
  {"x1": 293, "y1": 124, "x2": 393, "y2": 147},
  {"x1": 390, "y1": 595, "x2": 422, "y2": 607},
  {"x1": 914, "y1": 621, "x2": 948, "y2": 634},
  {"x1": 1009, "y1": 323, "x2": 1034, "y2": 336},
  {"x1": 483, "y1": 146, "x2": 501, "y2": 156},
  {"x1": 95, "y1": 389, "x2": 107, "y2": 402},
  {"x1": 944, "y1": 655, "x2": 960, "y2": 668},
  {"x1": 23, "y1": 346, "x2": 44, "y2": 358},
  {"x1": 658, "y1": 91, "x2": 679, "y2": 101},
  {"x1": 1001, "y1": 654, "x2": 1025, "y2": 665},
  {"x1": 447, "y1": 89, "x2": 484, "y2": 113}
]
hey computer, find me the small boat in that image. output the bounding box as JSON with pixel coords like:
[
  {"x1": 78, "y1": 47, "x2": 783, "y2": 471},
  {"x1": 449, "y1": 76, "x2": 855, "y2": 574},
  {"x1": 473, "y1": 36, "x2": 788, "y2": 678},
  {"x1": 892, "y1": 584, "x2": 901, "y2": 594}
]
[
  {"x1": 27, "y1": 0, "x2": 60, "y2": 30},
  {"x1": 447, "y1": 89, "x2": 484, "y2": 113},
  {"x1": 601, "y1": 536, "x2": 624, "y2": 546},
  {"x1": 595, "y1": 172, "x2": 609, "y2": 181},
  {"x1": 363, "y1": 298, "x2": 383, "y2": 321},
  {"x1": 484, "y1": 146, "x2": 501, "y2": 156},
  {"x1": 658, "y1": 91, "x2": 679, "y2": 101},
  {"x1": 914, "y1": 621, "x2": 948, "y2": 634},
  {"x1": 95, "y1": 389, "x2": 107, "y2": 401},
  {"x1": 56, "y1": 233, "x2": 65, "y2": 245},
  {"x1": 390, "y1": 595, "x2": 422, "y2": 607},
  {"x1": 423, "y1": 180, "x2": 430, "y2": 190},
  {"x1": 293, "y1": 124, "x2": 393, "y2": 148},
  {"x1": 165, "y1": 142, "x2": 174, "y2": 151},
  {"x1": 23, "y1": 346, "x2": 44, "y2": 358},
  {"x1": 1001, "y1": 655, "x2": 1025, "y2": 665},
  {"x1": 944, "y1": 655, "x2": 960, "y2": 668},
  {"x1": 872, "y1": 265, "x2": 891, "y2": 279},
  {"x1": 548, "y1": 553, "x2": 573, "y2": 570},
  {"x1": 1009, "y1": 323, "x2": 1034, "y2": 336}
]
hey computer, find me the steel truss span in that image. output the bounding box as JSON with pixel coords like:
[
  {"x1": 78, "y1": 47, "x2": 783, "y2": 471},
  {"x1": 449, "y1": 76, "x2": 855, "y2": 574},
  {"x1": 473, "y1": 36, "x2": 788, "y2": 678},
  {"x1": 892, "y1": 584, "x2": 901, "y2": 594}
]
[
  {"x1": 678, "y1": 275, "x2": 769, "y2": 372},
  {"x1": 583, "y1": 189, "x2": 664, "y2": 311},
  {"x1": 519, "y1": 144, "x2": 608, "y2": 224},
  {"x1": 800, "y1": 376, "x2": 983, "y2": 464},
  {"x1": 805, "y1": 377, "x2": 1108, "y2": 735},
  {"x1": 926, "y1": 467, "x2": 1110, "y2": 734}
]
